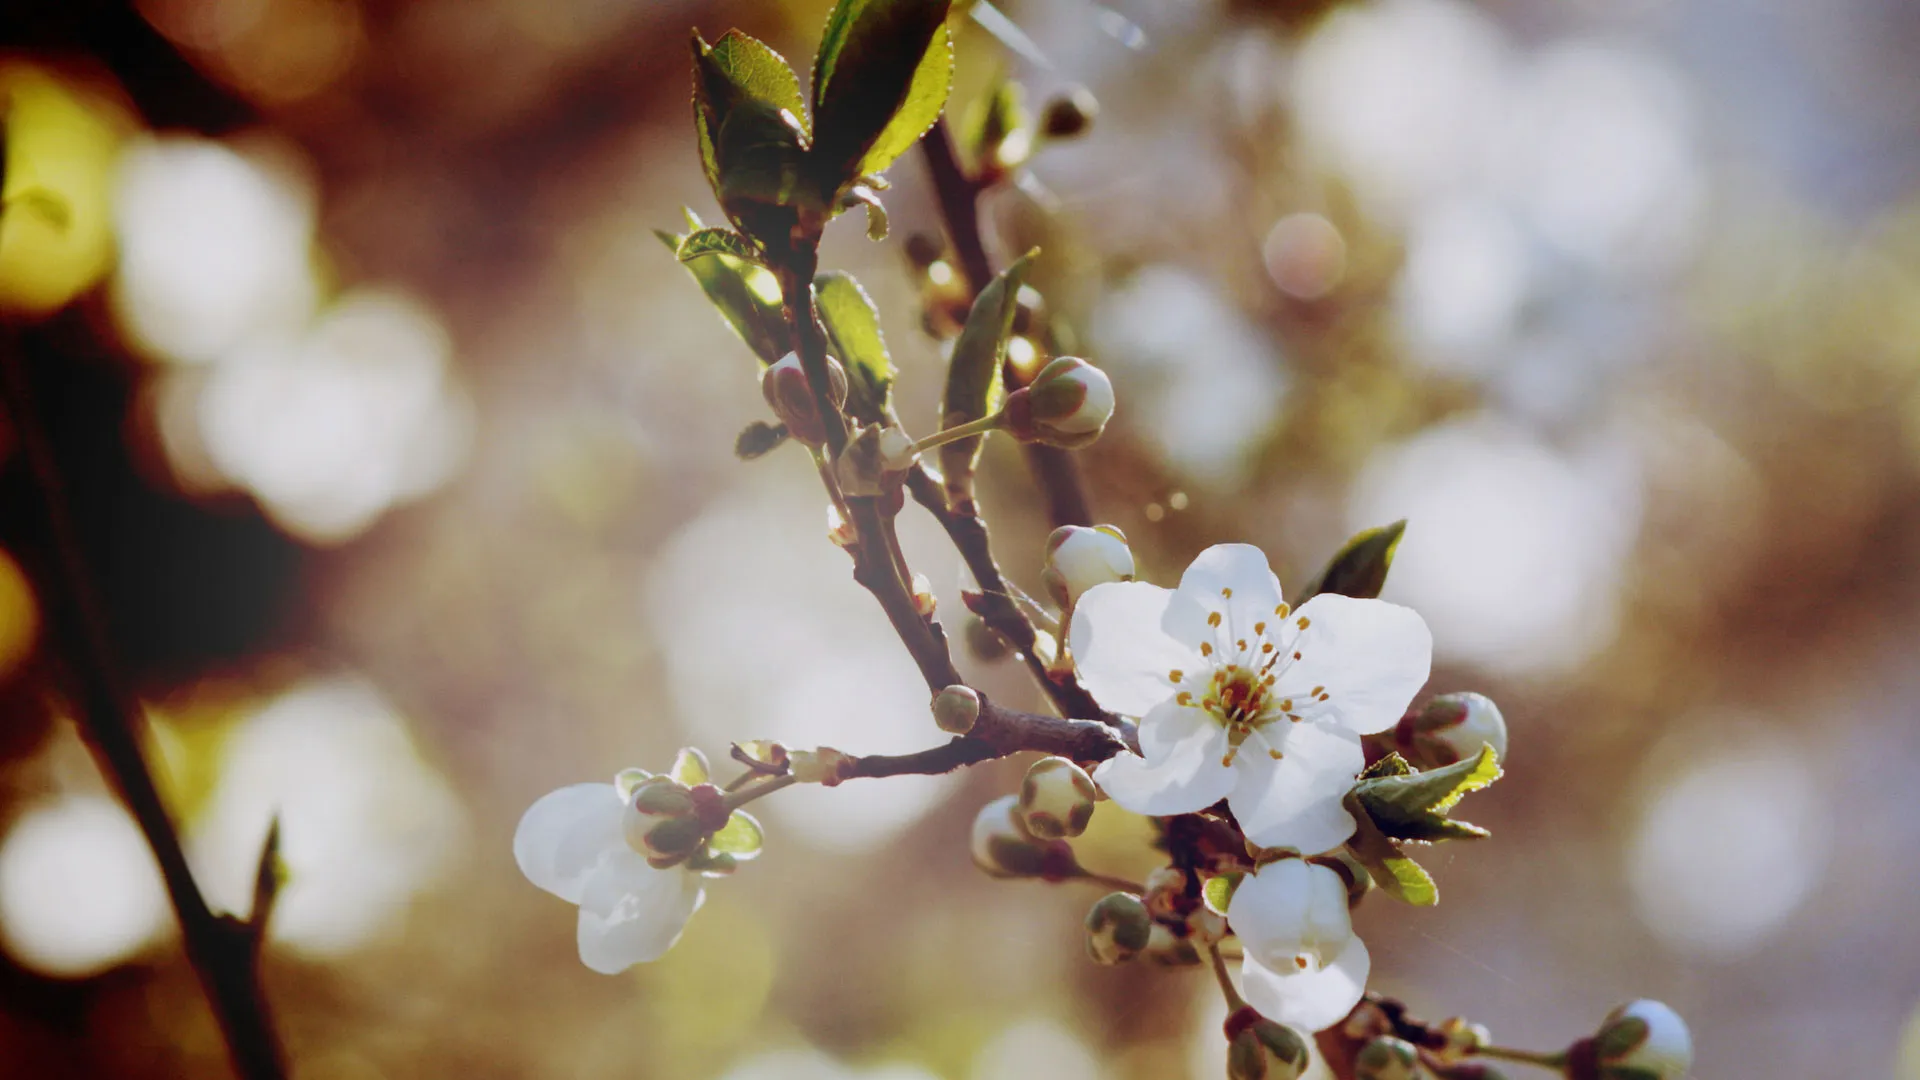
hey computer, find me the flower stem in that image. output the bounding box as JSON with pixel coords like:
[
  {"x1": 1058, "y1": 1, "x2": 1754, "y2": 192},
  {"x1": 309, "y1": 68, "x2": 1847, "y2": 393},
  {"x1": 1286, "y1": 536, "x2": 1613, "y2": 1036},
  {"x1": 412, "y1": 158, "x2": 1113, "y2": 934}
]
[
  {"x1": 907, "y1": 412, "x2": 1005, "y2": 455},
  {"x1": 1206, "y1": 941, "x2": 1247, "y2": 1011},
  {"x1": 1474, "y1": 1045, "x2": 1568, "y2": 1071},
  {"x1": 721, "y1": 773, "x2": 799, "y2": 812},
  {"x1": 1078, "y1": 871, "x2": 1146, "y2": 894}
]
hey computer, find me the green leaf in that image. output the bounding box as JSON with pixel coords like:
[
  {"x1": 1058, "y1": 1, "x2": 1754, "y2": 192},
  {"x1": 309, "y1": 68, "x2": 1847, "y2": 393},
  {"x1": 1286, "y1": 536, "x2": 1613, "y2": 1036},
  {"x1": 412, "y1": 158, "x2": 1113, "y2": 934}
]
[
  {"x1": 668, "y1": 747, "x2": 711, "y2": 786},
  {"x1": 691, "y1": 30, "x2": 814, "y2": 231},
  {"x1": 814, "y1": 271, "x2": 894, "y2": 420},
  {"x1": 736, "y1": 420, "x2": 790, "y2": 459},
  {"x1": 840, "y1": 183, "x2": 890, "y2": 240},
  {"x1": 677, "y1": 226, "x2": 762, "y2": 263},
  {"x1": 708, "y1": 810, "x2": 764, "y2": 859},
  {"x1": 1299, "y1": 520, "x2": 1406, "y2": 602},
  {"x1": 1343, "y1": 791, "x2": 1437, "y2": 906},
  {"x1": 1201, "y1": 871, "x2": 1243, "y2": 916},
  {"x1": 939, "y1": 249, "x2": 1036, "y2": 501},
  {"x1": 1351, "y1": 744, "x2": 1501, "y2": 843},
  {"x1": 1359, "y1": 752, "x2": 1412, "y2": 780},
  {"x1": 810, "y1": 0, "x2": 954, "y2": 190},
  {"x1": 656, "y1": 221, "x2": 789, "y2": 364}
]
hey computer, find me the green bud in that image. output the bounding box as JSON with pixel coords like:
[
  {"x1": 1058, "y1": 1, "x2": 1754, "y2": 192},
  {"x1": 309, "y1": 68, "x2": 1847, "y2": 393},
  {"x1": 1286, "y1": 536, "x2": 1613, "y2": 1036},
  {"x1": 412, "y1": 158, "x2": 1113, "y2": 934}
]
[
  {"x1": 933, "y1": 684, "x2": 982, "y2": 735},
  {"x1": 1083, "y1": 891, "x2": 1152, "y2": 965},
  {"x1": 1017, "y1": 756, "x2": 1097, "y2": 839},
  {"x1": 969, "y1": 794, "x2": 1081, "y2": 879},
  {"x1": 639, "y1": 816, "x2": 708, "y2": 868},
  {"x1": 1593, "y1": 1000, "x2": 1691, "y2": 1080},
  {"x1": 629, "y1": 775, "x2": 696, "y2": 818},
  {"x1": 964, "y1": 614, "x2": 1013, "y2": 662},
  {"x1": 1354, "y1": 1036, "x2": 1420, "y2": 1080},
  {"x1": 1002, "y1": 356, "x2": 1114, "y2": 449},
  {"x1": 762, "y1": 351, "x2": 847, "y2": 447},
  {"x1": 1398, "y1": 692, "x2": 1507, "y2": 768},
  {"x1": 1224, "y1": 1007, "x2": 1309, "y2": 1080}
]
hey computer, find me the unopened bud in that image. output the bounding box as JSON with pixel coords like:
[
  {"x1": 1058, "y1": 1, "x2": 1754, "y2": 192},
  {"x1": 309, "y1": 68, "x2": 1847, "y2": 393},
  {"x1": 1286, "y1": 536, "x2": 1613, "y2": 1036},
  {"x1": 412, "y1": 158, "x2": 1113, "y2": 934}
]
[
  {"x1": 1353, "y1": 1036, "x2": 1420, "y2": 1080},
  {"x1": 1017, "y1": 756, "x2": 1097, "y2": 838},
  {"x1": 964, "y1": 614, "x2": 1013, "y2": 662},
  {"x1": 970, "y1": 794, "x2": 1079, "y2": 879},
  {"x1": 637, "y1": 816, "x2": 708, "y2": 868},
  {"x1": 911, "y1": 573, "x2": 937, "y2": 616},
  {"x1": 1141, "y1": 921, "x2": 1201, "y2": 966},
  {"x1": 1002, "y1": 357, "x2": 1113, "y2": 448},
  {"x1": 1398, "y1": 692, "x2": 1507, "y2": 768},
  {"x1": 1041, "y1": 524, "x2": 1134, "y2": 608},
  {"x1": 1040, "y1": 85, "x2": 1099, "y2": 139},
  {"x1": 1225, "y1": 1007, "x2": 1309, "y2": 1080},
  {"x1": 1593, "y1": 1000, "x2": 1691, "y2": 1080},
  {"x1": 1083, "y1": 891, "x2": 1151, "y2": 965},
  {"x1": 932, "y1": 685, "x2": 981, "y2": 734},
  {"x1": 1141, "y1": 865, "x2": 1192, "y2": 922},
  {"x1": 790, "y1": 746, "x2": 852, "y2": 785},
  {"x1": 627, "y1": 775, "x2": 695, "y2": 819},
  {"x1": 762, "y1": 351, "x2": 848, "y2": 447},
  {"x1": 1435, "y1": 1017, "x2": 1489, "y2": 1060}
]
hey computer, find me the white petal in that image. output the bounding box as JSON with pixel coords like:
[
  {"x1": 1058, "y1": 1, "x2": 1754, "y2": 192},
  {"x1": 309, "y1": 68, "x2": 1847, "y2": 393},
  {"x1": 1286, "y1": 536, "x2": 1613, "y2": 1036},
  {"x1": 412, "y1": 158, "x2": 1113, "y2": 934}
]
[
  {"x1": 1092, "y1": 722, "x2": 1234, "y2": 817},
  {"x1": 1070, "y1": 581, "x2": 1195, "y2": 716},
  {"x1": 1137, "y1": 699, "x2": 1214, "y2": 766},
  {"x1": 1228, "y1": 860, "x2": 1353, "y2": 972},
  {"x1": 1228, "y1": 725, "x2": 1363, "y2": 854},
  {"x1": 1163, "y1": 544, "x2": 1286, "y2": 651},
  {"x1": 1273, "y1": 594, "x2": 1432, "y2": 735},
  {"x1": 575, "y1": 849, "x2": 706, "y2": 973},
  {"x1": 513, "y1": 783, "x2": 625, "y2": 905},
  {"x1": 1240, "y1": 936, "x2": 1371, "y2": 1033}
]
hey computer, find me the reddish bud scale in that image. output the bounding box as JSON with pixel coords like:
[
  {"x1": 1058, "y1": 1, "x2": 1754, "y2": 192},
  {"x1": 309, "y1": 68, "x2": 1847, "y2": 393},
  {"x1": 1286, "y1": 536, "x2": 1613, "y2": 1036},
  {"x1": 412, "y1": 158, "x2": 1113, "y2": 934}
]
[{"x1": 687, "y1": 783, "x2": 732, "y2": 833}]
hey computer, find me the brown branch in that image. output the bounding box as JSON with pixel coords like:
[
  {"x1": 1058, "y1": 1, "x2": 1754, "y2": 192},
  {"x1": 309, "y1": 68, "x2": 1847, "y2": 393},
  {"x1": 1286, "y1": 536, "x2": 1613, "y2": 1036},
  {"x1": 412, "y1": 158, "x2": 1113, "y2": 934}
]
[
  {"x1": 836, "y1": 697, "x2": 1131, "y2": 780},
  {"x1": 0, "y1": 329, "x2": 287, "y2": 1079},
  {"x1": 917, "y1": 118, "x2": 1093, "y2": 529},
  {"x1": 903, "y1": 465, "x2": 1113, "y2": 724}
]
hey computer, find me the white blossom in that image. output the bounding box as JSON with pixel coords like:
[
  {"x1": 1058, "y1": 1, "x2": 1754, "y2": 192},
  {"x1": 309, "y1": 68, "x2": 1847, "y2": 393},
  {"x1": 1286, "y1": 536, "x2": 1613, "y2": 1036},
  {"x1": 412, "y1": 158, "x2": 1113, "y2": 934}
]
[
  {"x1": 513, "y1": 781, "x2": 704, "y2": 973},
  {"x1": 1073, "y1": 543, "x2": 1431, "y2": 853},
  {"x1": 1229, "y1": 858, "x2": 1368, "y2": 1033}
]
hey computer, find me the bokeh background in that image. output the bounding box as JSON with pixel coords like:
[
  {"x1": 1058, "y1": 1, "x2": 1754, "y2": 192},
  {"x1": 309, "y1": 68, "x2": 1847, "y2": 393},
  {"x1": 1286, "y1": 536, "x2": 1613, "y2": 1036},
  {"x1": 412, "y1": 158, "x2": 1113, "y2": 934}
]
[{"x1": 2, "y1": 0, "x2": 1918, "y2": 1075}]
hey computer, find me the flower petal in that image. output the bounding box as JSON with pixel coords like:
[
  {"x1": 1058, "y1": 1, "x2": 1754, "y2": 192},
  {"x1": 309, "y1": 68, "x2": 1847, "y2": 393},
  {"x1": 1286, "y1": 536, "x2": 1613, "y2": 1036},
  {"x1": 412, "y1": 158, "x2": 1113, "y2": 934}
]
[
  {"x1": 1228, "y1": 859, "x2": 1353, "y2": 973},
  {"x1": 1091, "y1": 722, "x2": 1234, "y2": 817},
  {"x1": 1137, "y1": 699, "x2": 1214, "y2": 766},
  {"x1": 1273, "y1": 594, "x2": 1432, "y2": 735},
  {"x1": 1228, "y1": 725, "x2": 1363, "y2": 854},
  {"x1": 1070, "y1": 581, "x2": 1194, "y2": 716},
  {"x1": 1241, "y1": 935, "x2": 1371, "y2": 1033},
  {"x1": 514, "y1": 782, "x2": 625, "y2": 904},
  {"x1": 1163, "y1": 544, "x2": 1285, "y2": 651},
  {"x1": 575, "y1": 849, "x2": 706, "y2": 973}
]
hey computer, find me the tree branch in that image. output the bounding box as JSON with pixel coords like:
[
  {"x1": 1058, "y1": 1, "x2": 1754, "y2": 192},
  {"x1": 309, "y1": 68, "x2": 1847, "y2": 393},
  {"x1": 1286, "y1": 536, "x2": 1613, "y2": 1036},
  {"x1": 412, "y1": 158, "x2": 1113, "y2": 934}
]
[
  {"x1": 917, "y1": 118, "x2": 1093, "y2": 529},
  {"x1": 0, "y1": 329, "x2": 287, "y2": 1080},
  {"x1": 835, "y1": 697, "x2": 1131, "y2": 781}
]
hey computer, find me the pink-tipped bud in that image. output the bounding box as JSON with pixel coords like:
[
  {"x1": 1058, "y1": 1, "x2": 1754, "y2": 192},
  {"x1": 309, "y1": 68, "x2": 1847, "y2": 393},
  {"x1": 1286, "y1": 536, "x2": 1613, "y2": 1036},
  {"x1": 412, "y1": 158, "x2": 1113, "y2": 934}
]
[
  {"x1": 761, "y1": 351, "x2": 848, "y2": 447},
  {"x1": 1002, "y1": 357, "x2": 1113, "y2": 448}
]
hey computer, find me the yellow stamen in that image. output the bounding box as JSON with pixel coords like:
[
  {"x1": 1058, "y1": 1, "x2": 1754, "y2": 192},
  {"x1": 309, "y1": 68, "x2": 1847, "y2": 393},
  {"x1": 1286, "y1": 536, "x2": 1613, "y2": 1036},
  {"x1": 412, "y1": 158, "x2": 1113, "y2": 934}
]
[
  {"x1": 1221, "y1": 587, "x2": 1233, "y2": 599},
  {"x1": 1254, "y1": 621, "x2": 1266, "y2": 635},
  {"x1": 1200, "y1": 642, "x2": 1213, "y2": 657},
  {"x1": 1296, "y1": 616, "x2": 1311, "y2": 630},
  {"x1": 1169, "y1": 670, "x2": 1183, "y2": 683},
  {"x1": 1207, "y1": 611, "x2": 1222, "y2": 628}
]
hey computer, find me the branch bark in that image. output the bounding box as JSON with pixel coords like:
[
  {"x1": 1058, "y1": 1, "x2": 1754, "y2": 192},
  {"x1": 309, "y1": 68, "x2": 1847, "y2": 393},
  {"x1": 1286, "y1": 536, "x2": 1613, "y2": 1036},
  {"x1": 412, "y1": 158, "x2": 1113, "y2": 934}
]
[
  {"x1": 0, "y1": 329, "x2": 287, "y2": 1080},
  {"x1": 836, "y1": 697, "x2": 1131, "y2": 780}
]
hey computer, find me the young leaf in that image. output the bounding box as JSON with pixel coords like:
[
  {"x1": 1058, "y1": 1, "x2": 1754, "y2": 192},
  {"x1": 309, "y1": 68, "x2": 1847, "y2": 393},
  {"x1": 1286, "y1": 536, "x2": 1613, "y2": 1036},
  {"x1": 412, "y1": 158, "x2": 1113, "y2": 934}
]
[
  {"x1": 668, "y1": 747, "x2": 711, "y2": 786},
  {"x1": 1299, "y1": 520, "x2": 1407, "y2": 602},
  {"x1": 691, "y1": 30, "x2": 814, "y2": 235},
  {"x1": 810, "y1": 0, "x2": 954, "y2": 191},
  {"x1": 814, "y1": 271, "x2": 894, "y2": 420},
  {"x1": 1201, "y1": 871, "x2": 1243, "y2": 916},
  {"x1": 939, "y1": 249, "x2": 1036, "y2": 505},
  {"x1": 1343, "y1": 792, "x2": 1438, "y2": 906},
  {"x1": 1358, "y1": 752, "x2": 1413, "y2": 780},
  {"x1": 656, "y1": 224, "x2": 789, "y2": 364},
  {"x1": 1350, "y1": 744, "x2": 1500, "y2": 843},
  {"x1": 960, "y1": 71, "x2": 1031, "y2": 173},
  {"x1": 678, "y1": 226, "x2": 762, "y2": 263},
  {"x1": 708, "y1": 811, "x2": 765, "y2": 859}
]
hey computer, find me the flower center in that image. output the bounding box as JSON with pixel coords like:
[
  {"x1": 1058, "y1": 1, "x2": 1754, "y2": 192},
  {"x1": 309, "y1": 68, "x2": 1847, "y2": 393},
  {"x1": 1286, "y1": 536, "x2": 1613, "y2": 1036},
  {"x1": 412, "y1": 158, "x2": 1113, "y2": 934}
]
[{"x1": 1170, "y1": 596, "x2": 1332, "y2": 766}]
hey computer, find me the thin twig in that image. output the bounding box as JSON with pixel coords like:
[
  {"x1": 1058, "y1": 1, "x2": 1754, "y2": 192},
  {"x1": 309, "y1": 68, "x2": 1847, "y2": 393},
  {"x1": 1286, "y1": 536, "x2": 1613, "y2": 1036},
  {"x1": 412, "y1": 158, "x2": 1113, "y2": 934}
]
[
  {"x1": 0, "y1": 328, "x2": 287, "y2": 1079},
  {"x1": 835, "y1": 698, "x2": 1130, "y2": 780}
]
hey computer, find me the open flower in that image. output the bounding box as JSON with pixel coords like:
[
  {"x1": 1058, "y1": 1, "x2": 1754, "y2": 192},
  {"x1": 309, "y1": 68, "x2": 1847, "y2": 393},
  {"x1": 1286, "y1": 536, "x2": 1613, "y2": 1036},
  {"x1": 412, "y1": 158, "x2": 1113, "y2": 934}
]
[
  {"x1": 514, "y1": 780, "x2": 705, "y2": 973},
  {"x1": 1072, "y1": 543, "x2": 1431, "y2": 854},
  {"x1": 1229, "y1": 858, "x2": 1369, "y2": 1032}
]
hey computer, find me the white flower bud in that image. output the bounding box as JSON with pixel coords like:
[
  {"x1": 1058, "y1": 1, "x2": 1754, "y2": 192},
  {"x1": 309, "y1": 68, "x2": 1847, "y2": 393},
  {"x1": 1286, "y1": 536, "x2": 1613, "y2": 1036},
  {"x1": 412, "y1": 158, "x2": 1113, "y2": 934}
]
[
  {"x1": 879, "y1": 425, "x2": 918, "y2": 471},
  {"x1": 1002, "y1": 356, "x2": 1114, "y2": 448},
  {"x1": 1041, "y1": 524, "x2": 1134, "y2": 608},
  {"x1": 970, "y1": 795, "x2": 1078, "y2": 879},
  {"x1": 933, "y1": 685, "x2": 981, "y2": 734},
  {"x1": 1083, "y1": 891, "x2": 1151, "y2": 965},
  {"x1": 1017, "y1": 756, "x2": 1097, "y2": 839},
  {"x1": 911, "y1": 573, "x2": 936, "y2": 616},
  {"x1": 1594, "y1": 1000, "x2": 1691, "y2": 1080},
  {"x1": 1399, "y1": 692, "x2": 1507, "y2": 767},
  {"x1": 762, "y1": 351, "x2": 847, "y2": 447},
  {"x1": 1353, "y1": 1036, "x2": 1420, "y2": 1080}
]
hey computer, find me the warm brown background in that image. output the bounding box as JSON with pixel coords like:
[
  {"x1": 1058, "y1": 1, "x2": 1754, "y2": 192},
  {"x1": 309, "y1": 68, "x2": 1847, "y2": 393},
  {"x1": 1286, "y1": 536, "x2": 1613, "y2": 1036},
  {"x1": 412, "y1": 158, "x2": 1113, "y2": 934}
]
[{"x1": 2, "y1": 0, "x2": 1919, "y2": 1076}]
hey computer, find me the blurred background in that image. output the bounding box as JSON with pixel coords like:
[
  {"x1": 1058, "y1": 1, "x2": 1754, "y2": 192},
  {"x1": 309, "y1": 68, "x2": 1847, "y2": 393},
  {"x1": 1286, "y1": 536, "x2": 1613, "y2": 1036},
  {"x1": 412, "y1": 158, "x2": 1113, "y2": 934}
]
[{"x1": 1, "y1": 0, "x2": 1918, "y2": 1075}]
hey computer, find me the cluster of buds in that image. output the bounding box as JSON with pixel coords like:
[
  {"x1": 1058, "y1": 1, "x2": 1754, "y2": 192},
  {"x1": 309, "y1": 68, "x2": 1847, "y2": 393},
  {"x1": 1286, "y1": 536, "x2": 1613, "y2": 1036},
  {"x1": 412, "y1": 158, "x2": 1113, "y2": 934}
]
[{"x1": 618, "y1": 749, "x2": 762, "y2": 875}]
